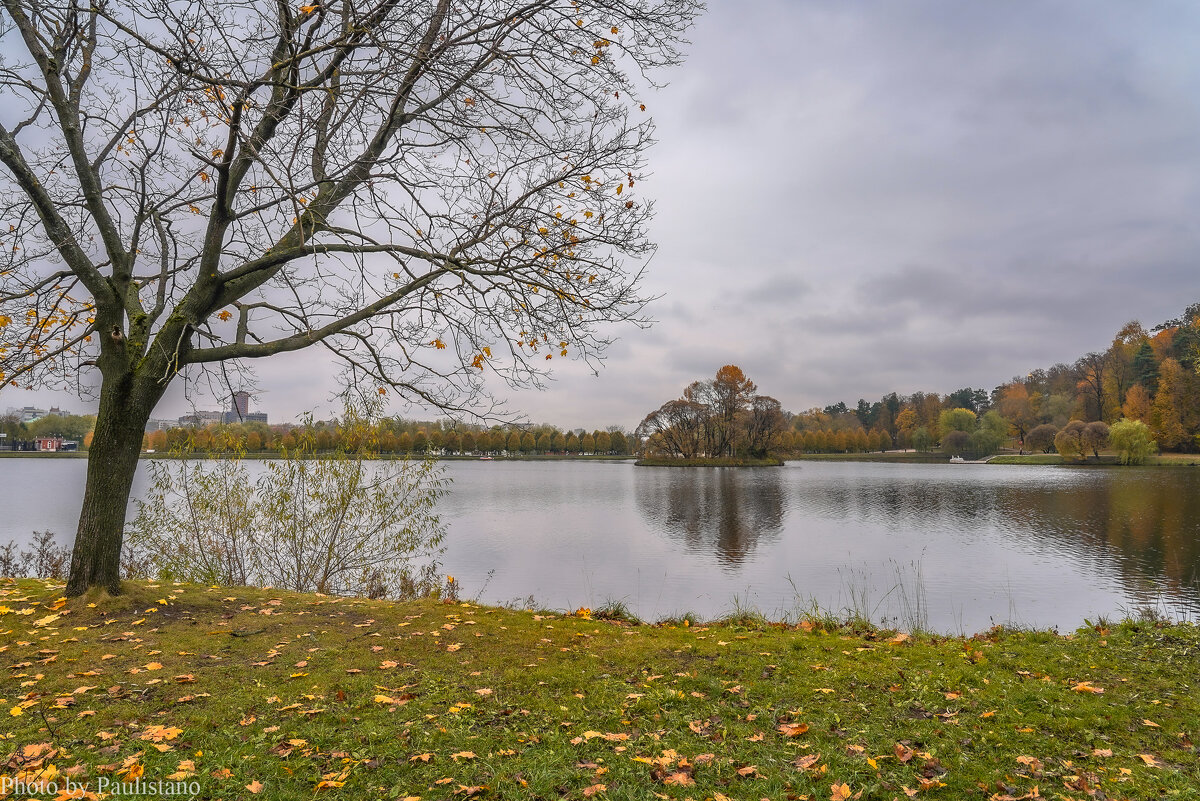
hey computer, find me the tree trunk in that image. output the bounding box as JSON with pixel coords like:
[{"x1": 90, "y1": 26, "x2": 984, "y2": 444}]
[{"x1": 65, "y1": 370, "x2": 161, "y2": 596}]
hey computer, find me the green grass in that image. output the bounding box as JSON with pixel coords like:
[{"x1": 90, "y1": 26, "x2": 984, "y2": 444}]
[
  {"x1": 1146, "y1": 453, "x2": 1200, "y2": 466},
  {"x1": 990, "y1": 452, "x2": 1200, "y2": 467},
  {"x1": 788, "y1": 452, "x2": 946, "y2": 463},
  {"x1": 3, "y1": 579, "x2": 1198, "y2": 800},
  {"x1": 0, "y1": 451, "x2": 87, "y2": 458},
  {"x1": 987, "y1": 454, "x2": 1066, "y2": 465},
  {"x1": 635, "y1": 456, "x2": 784, "y2": 467}
]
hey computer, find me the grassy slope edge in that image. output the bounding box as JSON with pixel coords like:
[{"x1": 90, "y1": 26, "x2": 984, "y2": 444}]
[
  {"x1": 635, "y1": 457, "x2": 784, "y2": 467},
  {"x1": 3, "y1": 579, "x2": 1197, "y2": 800}
]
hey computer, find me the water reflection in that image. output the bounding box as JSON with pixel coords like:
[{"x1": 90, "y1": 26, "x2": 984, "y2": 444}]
[
  {"x1": 999, "y1": 473, "x2": 1200, "y2": 609},
  {"x1": 634, "y1": 467, "x2": 786, "y2": 566},
  {"x1": 786, "y1": 466, "x2": 1200, "y2": 616},
  {"x1": 3, "y1": 460, "x2": 1199, "y2": 629}
]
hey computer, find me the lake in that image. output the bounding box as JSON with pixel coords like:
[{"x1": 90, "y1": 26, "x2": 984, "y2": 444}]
[{"x1": 2, "y1": 458, "x2": 1198, "y2": 632}]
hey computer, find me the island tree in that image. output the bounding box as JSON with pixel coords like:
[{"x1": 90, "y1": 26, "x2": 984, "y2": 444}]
[
  {"x1": 636, "y1": 365, "x2": 786, "y2": 459},
  {"x1": 0, "y1": 0, "x2": 699, "y2": 594}
]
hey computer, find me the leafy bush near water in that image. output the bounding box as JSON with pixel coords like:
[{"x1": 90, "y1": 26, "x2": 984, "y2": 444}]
[
  {"x1": 0, "y1": 531, "x2": 70, "y2": 579},
  {"x1": 124, "y1": 399, "x2": 450, "y2": 600}
]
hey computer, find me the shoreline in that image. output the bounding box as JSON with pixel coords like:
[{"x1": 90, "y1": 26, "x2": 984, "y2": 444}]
[
  {"x1": 3, "y1": 450, "x2": 1197, "y2": 466},
  {"x1": 4, "y1": 578, "x2": 1196, "y2": 800}
]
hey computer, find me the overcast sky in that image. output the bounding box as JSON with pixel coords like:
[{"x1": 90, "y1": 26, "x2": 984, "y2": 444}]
[{"x1": 8, "y1": 1, "x2": 1200, "y2": 430}]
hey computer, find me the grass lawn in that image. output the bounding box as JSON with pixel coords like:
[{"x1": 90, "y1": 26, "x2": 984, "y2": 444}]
[
  {"x1": 989, "y1": 453, "x2": 1200, "y2": 467},
  {"x1": 3, "y1": 579, "x2": 1198, "y2": 800},
  {"x1": 787, "y1": 453, "x2": 947, "y2": 464},
  {"x1": 986, "y1": 455, "x2": 1066, "y2": 466}
]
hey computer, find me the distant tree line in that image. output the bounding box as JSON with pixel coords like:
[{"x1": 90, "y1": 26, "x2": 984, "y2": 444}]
[
  {"x1": 142, "y1": 418, "x2": 631, "y2": 457},
  {"x1": 782, "y1": 302, "x2": 1200, "y2": 461},
  {"x1": 16, "y1": 301, "x2": 1198, "y2": 463},
  {"x1": 0, "y1": 413, "x2": 95, "y2": 447}
]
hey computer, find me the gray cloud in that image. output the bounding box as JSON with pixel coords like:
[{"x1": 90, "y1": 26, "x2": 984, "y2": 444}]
[{"x1": 10, "y1": 1, "x2": 1200, "y2": 429}]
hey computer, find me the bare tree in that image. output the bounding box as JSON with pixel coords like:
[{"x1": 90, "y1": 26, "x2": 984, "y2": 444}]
[
  {"x1": 636, "y1": 397, "x2": 706, "y2": 458},
  {"x1": 1074, "y1": 351, "x2": 1110, "y2": 422},
  {"x1": 743, "y1": 394, "x2": 783, "y2": 457},
  {"x1": 0, "y1": 0, "x2": 700, "y2": 594}
]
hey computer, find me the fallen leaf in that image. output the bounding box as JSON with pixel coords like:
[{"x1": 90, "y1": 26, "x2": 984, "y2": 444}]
[
  {"x1": 793, "y1": 753, "x2": 821, "y2": 770},
  {"x1": 663, "y1": 771, "x2": 695, "y2": 786}
]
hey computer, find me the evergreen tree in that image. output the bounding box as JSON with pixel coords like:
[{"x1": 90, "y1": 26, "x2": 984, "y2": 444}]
[{"x1": 1132, "y1": 341, "x2": 1159, "y2": 390}]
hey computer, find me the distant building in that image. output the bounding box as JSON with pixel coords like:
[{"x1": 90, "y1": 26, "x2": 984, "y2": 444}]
[
  {"x1": 145, "y1": 418, "x2": 177, "y2": 432},
  {"x1": 222, "y1": 392, "x2": 267, "y2": 424},
  {"x1": 178, "y1": 410, "x2": 222, "y2": 427},
  {"x1": 19, "y1": 406, "x2": 45, "y2": 422},
  {"x1": 232, "y1": 391, "x2": 250, "y2": 419},
  {"x1": 35, "y1": 435, "x2": 63, "y2": 451}
]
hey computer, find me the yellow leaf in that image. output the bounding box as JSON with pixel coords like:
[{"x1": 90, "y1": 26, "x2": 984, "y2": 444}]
[
  {"x1": 831, "y1": 782, "x2": 852, "y2": 801},
  {"x1": 9, "y1": 706, "x2": 23, "y2": 717}
]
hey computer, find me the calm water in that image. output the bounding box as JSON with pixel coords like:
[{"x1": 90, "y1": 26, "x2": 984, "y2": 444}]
[{"x1": 2, "y1": 459, "x2": 1198, "y2": 632}]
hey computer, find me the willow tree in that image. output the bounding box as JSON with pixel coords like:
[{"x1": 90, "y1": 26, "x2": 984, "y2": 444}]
[{"x1": 0, "y1": 0, "x2": 699, "y2": 595}]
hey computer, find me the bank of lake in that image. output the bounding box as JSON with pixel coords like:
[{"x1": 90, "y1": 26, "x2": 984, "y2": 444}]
[{"x1": 3, "y1": 578, "x2": 1197, "y2": 800}]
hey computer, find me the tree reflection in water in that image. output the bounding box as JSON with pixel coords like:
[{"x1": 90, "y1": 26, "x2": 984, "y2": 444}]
[
  {"x1": 634, "y1": 467, "x2": 786, "y2": 567},
  {"x1": 786, "y1": 468, "x2": 1200, "y2": 614}
]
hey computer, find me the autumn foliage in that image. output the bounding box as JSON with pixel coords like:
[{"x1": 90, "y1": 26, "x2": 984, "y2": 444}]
[{"x1": 636, "y1": 365, "x2": 786, "y2": 459}]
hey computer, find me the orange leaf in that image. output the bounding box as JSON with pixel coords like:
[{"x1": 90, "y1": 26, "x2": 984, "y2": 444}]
[
  {"x1": 777, "y1": 722, "x2": 809, "y2": 737},
  {"x1": 831, "y1": 782, "x2": 852, "y2": 801},
  {"x1": 663, "y1": 771, "x2": 695, "y2": 786},
  {"x1": 793, "y1": 753, "x2": 821, "y2": 770},
  {"x1": 246, "y1": 780, "x2": 264, "y2": 794}
]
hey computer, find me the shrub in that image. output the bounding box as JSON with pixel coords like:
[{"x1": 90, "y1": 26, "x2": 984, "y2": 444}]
[
  {"x1": 126, "y1": 398, "x2": 448, "y2": 598},
  {"x1": 1025, "y1": 423, "x2": 1058, "y2": 453},
  {"x1": 0, "y1": 531, "x2": 70, "y2": 579},
  {"x1": 1109, "y1": 418, "x2": 1157, "y2": 465},
  {"x1": 1054, "y1": 420, "x2": 1087, "y2": 460}
]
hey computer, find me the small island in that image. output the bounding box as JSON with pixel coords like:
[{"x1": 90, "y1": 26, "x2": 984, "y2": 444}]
[{"x1": 634, "y1": 365, "x2": 787, "y2": 466}]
